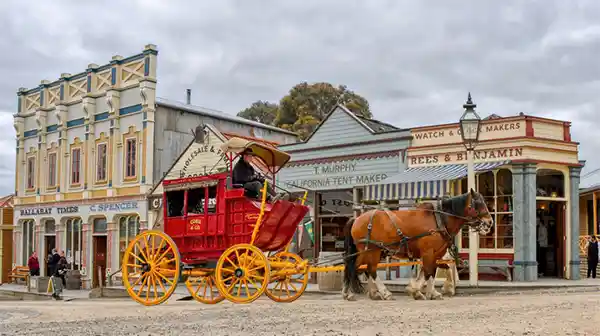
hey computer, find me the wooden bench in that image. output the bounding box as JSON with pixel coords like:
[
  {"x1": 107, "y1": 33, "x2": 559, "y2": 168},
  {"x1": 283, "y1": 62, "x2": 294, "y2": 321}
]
[
  {"x1": 7, "y1": 266, "x2": 30, "y2": 284},
  {"x1": 458, "y1": 259, "x2": 514, "y2": 281}
]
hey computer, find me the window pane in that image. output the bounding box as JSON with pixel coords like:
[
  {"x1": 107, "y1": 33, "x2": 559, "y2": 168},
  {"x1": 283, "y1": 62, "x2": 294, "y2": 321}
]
[
  {"x1": 45, "y1": 220, "x2": 55, "y2": 234},
  {"x1": 93, "y1": 218, "x2": 107, "y2": 233},
  {"x1": 496, "y1": 214, "x2": 513, "y2": 248}
]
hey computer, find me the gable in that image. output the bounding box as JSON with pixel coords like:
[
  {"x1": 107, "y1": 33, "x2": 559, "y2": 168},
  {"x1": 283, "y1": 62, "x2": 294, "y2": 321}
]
[{"x1": 305, "y1": 106, "x2": 372, "y2": 145}]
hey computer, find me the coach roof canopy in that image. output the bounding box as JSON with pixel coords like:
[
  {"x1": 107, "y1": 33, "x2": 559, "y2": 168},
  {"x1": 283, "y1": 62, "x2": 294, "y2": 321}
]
[{"x1": 220, "y1": 137, "x2": 291, "y2": 174}]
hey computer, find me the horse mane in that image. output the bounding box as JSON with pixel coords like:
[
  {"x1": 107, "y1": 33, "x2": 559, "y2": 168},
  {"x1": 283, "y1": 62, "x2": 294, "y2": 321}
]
[{"x1": 440, "y1": 193, "x2": 469, "y2": 217}]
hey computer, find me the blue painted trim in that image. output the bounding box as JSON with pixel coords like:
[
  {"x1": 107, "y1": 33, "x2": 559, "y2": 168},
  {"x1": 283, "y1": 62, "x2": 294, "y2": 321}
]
[
  {"x1": 111, "y1": 67, "x2": 117, "y2": 85},
  {"x1": 143, "y1": 111, "x2": 147, "y2": 119},
  {"x1": 22, "y1": 87, "x2": 41, "y2": 95},
  {"x1": 66, "y1": 118, "x2": 85, "y2": 128},
  {"x1": 144, "y1": 57, "x2": 150, "y2": 76},
  {"x1": 46, "y1": 124, "x2": 59, "y2": 133},
  {"x1": 39, "y1": 90, "x2": 44, "y2": 106},
  {"x1": 143, "y1": 49, "x2": 158, "y2": 56},
  {"x1": 94, "y1": 112, "x2": 110, "y2": 121},
  {"x1": 86, "y1": 75, "x2": 92, "y2": 92},
  {"x1": 143, "y1": 121, "x2": 147, "y2": 129},
  {"x1": 119, "y1": 104, "x2": 142, "y2": 116},
  {"x1": 141, "y1": 176, "x2": 146, "y2": 183},
  {"x1": 96, "y1": 64, "x2": 111, "y2": 72},
  {"x1": 60, "y1": 84, "x2": 65, "y2": 101},
  {"x1": 108, "y1": 180, "x2": 112, "y2": 187},
  {"x1": 85, "y1": 125, "x2": 89, "y2": 132},
  {"x1": 57, "y1": 187, "x2": 60, "y2": 192},
  {"x1": 84, "y1": 183, "x2": 87, "y2": 190},
  {"x1": 23, "y1": 129, "x2": 38, "y2": 138},
  {"x1": 17, "y1": 96, "x2": 21, "y2": 112},
  {"x1": 85, "y1": 133, "x2": 89, "y2": 140},
  {"x1": 69, "y1": 72, "x2": 87, "y2": 81},
  {"x1": 37, "y1": 188, "x2": 40, "y2": 195}
]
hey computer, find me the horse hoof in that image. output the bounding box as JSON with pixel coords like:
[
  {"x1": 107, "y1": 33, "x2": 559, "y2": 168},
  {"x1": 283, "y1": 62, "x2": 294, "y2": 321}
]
[
  {"x1": 369, "y1": 292, "x2": 383, "y2": 300},
  {"x1": 413, "y1": 292, "x2": 426, "y2": 300},
  {"x1": 345, "y1": 294, "x2": 357, "y2": 301},
  {"x1": 383, "y1": 293, "x2": 394, "y2": 301}
]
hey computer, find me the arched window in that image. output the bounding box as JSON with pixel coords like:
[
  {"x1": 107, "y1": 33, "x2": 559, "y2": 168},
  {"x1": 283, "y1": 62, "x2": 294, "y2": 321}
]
[
  {"x1": 536, "y1": 169, "x2": 565, "y2": 198},
  {"x1": 119, "y1": 215, "x2": 140, "y2": 265},
  {"x1": 65, "y1": 218, "x2": 83, "y2": 270},
  {"x1": 21, "y1": 219, "x2": 35, "y2": 266},
  {"x1": 93, "y1": 217, "x2": 107, "y2": 234}
]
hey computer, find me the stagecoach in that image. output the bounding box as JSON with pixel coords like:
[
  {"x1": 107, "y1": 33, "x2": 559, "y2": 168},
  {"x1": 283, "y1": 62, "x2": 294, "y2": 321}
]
[{"x1": 121, "y1": 136, "x2": 312, "y2": 306}]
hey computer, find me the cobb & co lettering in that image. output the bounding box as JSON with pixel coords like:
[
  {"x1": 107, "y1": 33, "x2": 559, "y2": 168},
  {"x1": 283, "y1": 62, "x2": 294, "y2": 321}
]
[
  {"x1": 284, "y1": 160, "x2": 389, "y2": 189},
  {"x1": 413, "y1": 121, "x2": 522, "y2": 140},
  {"x1": 409, "y1": 147, "x2": 524, "y2": 166},
  {"x1": 179, "y1": 144, "x2": 229, "y2": 178},
  {"x1": 189, "y1": 218, "x2": 202, "y2": 231}
]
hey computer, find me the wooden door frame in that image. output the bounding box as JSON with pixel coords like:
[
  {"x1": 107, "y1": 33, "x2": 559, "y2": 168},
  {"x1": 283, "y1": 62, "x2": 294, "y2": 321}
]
[{"x1": 92, "y1": 234, "x2": 108, "y2": 288}]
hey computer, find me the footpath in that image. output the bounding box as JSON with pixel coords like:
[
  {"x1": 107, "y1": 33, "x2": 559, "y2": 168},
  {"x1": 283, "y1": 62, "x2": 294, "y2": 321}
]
[{"x1": 1, "y1": 277, "x2": 599, "y2": 302}]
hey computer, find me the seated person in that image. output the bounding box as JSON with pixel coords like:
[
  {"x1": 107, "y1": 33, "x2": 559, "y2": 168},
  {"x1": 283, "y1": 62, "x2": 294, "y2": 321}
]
[{"x1": 232, "y1": 149, "x2": 281, "y2": 201}]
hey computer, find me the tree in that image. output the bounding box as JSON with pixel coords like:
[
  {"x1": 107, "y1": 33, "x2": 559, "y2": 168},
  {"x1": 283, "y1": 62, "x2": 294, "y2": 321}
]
[
  {"x1": 236, "y1": 82, "x2": 372, "y2": 140},
  {"x1": 236, "y1": 100, "x2": 278, "y2": 125}
]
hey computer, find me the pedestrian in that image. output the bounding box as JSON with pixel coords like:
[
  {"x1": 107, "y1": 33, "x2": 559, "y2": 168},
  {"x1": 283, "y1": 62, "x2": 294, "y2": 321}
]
[
  {"x1": 27, "y1": 251, "x2": 40, "y2": 277},
  {"x1": 48, "y1": 248, "x2": 60, "y2": 277},
  {"x1": 51, "y1": 250, "x2": 67, "y2": 300},
  {"x1": 587, "y1": 236, "x2": 598, "y2": 278}
]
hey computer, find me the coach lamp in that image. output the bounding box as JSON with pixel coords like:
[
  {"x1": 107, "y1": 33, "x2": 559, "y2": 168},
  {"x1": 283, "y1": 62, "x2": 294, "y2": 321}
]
[{"x1": 459, "y1": 92, "x2": 481, "y2": 151}]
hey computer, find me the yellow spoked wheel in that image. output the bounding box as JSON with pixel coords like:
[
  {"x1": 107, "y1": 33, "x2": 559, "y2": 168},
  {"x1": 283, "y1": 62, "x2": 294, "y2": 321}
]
[
  {"x1": 184, "y1": 272, "x2": 225, "y2": 304},
  {"x1": 122, "y1": 230, "x2": 181, "y2": 306},
  {"x1": 215, "y1": 244, "x2": 270, "y2": 304},
  {"x1": 265, "y1": 252, "x2": 309, "y2": 303}
]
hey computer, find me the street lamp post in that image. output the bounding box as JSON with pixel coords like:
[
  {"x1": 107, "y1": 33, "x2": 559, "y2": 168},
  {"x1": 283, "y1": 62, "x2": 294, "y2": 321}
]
[{"x1": 459, "y1": 93, "x2": 482, "y2": 287}]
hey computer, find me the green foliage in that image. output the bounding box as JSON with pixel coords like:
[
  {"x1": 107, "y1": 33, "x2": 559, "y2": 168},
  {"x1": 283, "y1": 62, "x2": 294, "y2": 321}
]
[{"x1": 236, "y1": 82, "x2": 372, "y2": 140}]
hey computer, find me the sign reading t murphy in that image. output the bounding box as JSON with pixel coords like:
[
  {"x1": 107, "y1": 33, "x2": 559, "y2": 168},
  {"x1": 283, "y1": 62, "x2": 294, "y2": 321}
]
[{"x1": 279, "y1": 156, "x2": 401, "y2": 191}]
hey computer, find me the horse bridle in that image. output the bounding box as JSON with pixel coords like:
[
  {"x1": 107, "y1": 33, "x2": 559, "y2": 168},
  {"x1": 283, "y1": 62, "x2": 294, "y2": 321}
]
[{"x1": 464, "y1": 196, "x2": 492, "y2": 234}]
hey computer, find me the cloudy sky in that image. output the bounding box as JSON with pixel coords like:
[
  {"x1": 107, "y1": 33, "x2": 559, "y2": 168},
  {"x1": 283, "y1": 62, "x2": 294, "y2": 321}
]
[{"x1": 1, "y1": 0, "x2": 599, "y2": 195}]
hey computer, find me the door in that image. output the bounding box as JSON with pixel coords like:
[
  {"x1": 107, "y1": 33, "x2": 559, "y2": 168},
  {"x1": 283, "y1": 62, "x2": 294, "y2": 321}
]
[
  {"x1": 556, "y1": 203, "x2": 566, "y2": 278},
  {"x1": 1, "y1": 230, "x2": 12, "y2": 283},
  {"x1": 44, "y1": 236, "x2": 56, "y2": 276},
  {"x1": 93, "y1": 236, "x2": 107, "y2": 288}
]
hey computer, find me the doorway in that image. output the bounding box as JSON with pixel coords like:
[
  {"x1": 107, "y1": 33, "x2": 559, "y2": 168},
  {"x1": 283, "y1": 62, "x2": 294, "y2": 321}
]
[
  {"x1": 536, "y1": 201, "x2": 566, "y2": 278},
  {"x1": 44, "y1": 235, "x2": 56, "y2": 276},
  {"x1": 92, "y1": 236, "x2": 107, "y2": 288}
]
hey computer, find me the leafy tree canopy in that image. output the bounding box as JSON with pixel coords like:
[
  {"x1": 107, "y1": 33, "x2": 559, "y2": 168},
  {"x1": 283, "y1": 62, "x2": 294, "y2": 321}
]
[{"x1": 236, "y1": 82, "x2": 372, "y2": 139}]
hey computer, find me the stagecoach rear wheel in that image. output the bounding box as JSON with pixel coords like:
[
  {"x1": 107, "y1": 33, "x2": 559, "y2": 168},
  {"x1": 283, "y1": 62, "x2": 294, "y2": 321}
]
[
  {"x1": 122, "y1": 230, "x2": 181, "y2": 306},
  {"x1": 214, "y1": 244, "x2": 270, "y2": 304},
  {"x1": 265, "y1": 252, "x2": 309, "y2": 303},
  {"x1": 185, "y1": 272, "x2": 225, "y2": 304}
]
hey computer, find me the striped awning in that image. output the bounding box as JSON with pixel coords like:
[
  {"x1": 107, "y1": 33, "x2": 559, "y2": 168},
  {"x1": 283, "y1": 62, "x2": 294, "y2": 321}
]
[{"x1": 362, "y1": 161, "x2": 510, "y2": 201}]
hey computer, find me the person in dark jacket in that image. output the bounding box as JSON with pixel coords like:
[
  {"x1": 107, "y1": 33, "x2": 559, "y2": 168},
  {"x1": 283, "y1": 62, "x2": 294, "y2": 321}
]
[
  {"x1": 28, "y1": 251, "x2": 40, "y2": 277},
  {"x1": 588, "y1": 236, "x2": 599, "y2": 278},
  {"x1": 51, "y1": 250, "x2": 68, "y2": 300},
  {"x1": 48, "y1": 249, "x2": 60, "y2": 276},
  {"x1": 232, "y1": 150, "x2": 278, "y2": 200}
]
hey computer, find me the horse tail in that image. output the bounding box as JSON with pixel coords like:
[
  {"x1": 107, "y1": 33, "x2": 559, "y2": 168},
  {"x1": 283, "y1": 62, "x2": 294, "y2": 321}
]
[{"x1": 343, "y1": 216, "x2": 363, "y2": 294}]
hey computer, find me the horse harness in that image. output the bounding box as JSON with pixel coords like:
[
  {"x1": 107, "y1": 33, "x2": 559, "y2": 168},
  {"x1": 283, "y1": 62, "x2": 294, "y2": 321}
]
[{"x1": 357, "y1": 205, "x2": 449, "y2": 260}]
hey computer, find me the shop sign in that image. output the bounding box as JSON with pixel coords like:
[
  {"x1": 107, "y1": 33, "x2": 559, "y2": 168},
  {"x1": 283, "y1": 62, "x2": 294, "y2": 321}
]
[
  {"x1": 20, "y1": 206, "x2": 79, "y2": 216},
  {"x1": 283, "y1": 160, "x2": 391, "y2": 189},
  {"x1": 319, "y1": 191, "x2": 353, "y2": 215},
  {"x1": 409, "y1": 147, "x2": 523, "y2": 166},
  {"x1": 413, "y1": 121, "x2": 522, "y2": 141},
  {"x1": 178, "y1": 144, "x2": 229, "y2": 178},
  {"x1": 148, "y1": 196, "x2": 163, "y2": 210},
  {"x1": 89, "y1": 201, "x2": 139, "y2": 212}
]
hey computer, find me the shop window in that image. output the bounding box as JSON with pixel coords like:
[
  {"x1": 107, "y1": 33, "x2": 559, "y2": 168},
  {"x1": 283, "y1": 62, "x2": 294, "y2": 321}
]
[
  {"x1": 536, "y1": 169, "x2": 565, "y2": 198},
  {"x1": 166, "y1": 190, "x2": 185, "y2": 217},
  {"x1": 93, "y1": 217, "x2": 107, "y2": 234},
  {"x1": 96, "y1": 143, "x2": 108, "y2": 182},
  {"x1": 21, "y1": 219, "x2": 35, "y2": 266},
  {"x1": 71, "y1": 148, "x2": 81, "y2": 185},
  {"x1": 462, "y1": 168, "x2": 514, "y2": 250},
  {"x1": 125, "y1": 138, "x2": 137, "y2": 178},
  {"x1": 119, "y1": 215, "x2": 140, "y2": 267},
  {"x1": 48, "y1": 152, "x2": 57, "y2": 187},
  {"x1": 65, "y1": 218, "x2": 83, "y2": 270}
]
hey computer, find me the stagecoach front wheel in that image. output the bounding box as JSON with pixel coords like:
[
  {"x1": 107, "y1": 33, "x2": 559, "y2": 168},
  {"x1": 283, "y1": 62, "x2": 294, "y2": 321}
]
[
  {"x1": 215, "y1": 244, "x2": 270, "y2": 304},
  {"x1": 185, "y1": 272, "x2": 225, "y2": 304},
  {"x1": 122, "y1": 230, "x2": 181, "y2": 306},
  {"x1": 265, "y1": 252, "x2": 309, "y2": 303}
]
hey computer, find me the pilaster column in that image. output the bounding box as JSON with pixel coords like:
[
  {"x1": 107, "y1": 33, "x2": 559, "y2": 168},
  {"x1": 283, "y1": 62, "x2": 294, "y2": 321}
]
[
  {"x1": 82, "y1": 222, "x2": 91, "y2": 278},
  {"x1": 523, "y1": 164, "x2": 538, "y2": 281},
  {"x1": 13, "y1": 115, "x2": 24, "y2": 197},
  {"x1": 569, "y1": 163, "x2": 584, "y2": 279},
  {"x1": 55, "y1": 221, "x2": 64, "y2": 252},
  {"x1": 55, "y1": 104, "x2": 68, "y2": 200},
  {"x1": 511, "y1": 164, "x2": 526, "y2": 281},
  {"x1": 107, "y1": 221, "x2": 118, "y2": 273},
  {"x1": 13, "y1": 227, "x2": 21, "y2": 266}
]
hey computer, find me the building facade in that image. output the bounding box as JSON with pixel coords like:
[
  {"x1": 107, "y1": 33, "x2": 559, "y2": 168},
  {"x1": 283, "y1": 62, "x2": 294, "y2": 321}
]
[
  {"x1": 277, "y1": 105, "x2": 412, "y2": 273},
  {"x1": 361, "y1": 113, "x2": 583, "y2": 281},
  {"x1": 0, "y1": 195, "x2": 14, "y2": 283},
  {"x1": 13, "y1": 45, "x2": 298, "y2": 288}
]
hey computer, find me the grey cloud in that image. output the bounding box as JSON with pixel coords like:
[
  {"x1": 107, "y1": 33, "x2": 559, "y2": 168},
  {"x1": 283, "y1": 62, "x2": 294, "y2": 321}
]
[{"x1": 1, "y1": 0, "x2": 600, "y2": 196}]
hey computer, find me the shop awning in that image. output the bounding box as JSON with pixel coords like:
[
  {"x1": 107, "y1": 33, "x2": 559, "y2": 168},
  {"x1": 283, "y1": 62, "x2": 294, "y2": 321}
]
[{"x1": 362, "y1": 161, "x2": 510, "y2": 201}]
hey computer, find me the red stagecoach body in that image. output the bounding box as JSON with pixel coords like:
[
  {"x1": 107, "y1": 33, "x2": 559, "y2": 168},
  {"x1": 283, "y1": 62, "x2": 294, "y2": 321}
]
[{"x1": 161, "y1": 138, "x2": 309, "y2": 266}]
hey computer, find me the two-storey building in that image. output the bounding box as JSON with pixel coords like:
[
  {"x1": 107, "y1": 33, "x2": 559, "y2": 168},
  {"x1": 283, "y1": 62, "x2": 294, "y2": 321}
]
[{"x1": 12, "y1": 45, "x2": 298, "y2": 288}]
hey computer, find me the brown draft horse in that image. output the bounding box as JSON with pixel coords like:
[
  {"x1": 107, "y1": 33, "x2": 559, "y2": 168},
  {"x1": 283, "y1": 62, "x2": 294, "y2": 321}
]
[{"x1": 342, "y1": 189, "x2": 493, "y2": 301}]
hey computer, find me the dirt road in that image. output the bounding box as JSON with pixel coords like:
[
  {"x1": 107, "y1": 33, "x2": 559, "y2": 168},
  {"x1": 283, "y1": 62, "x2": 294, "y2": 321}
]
[{"x1": 1, "y1": 290, "x2": 599, "y2": 335}]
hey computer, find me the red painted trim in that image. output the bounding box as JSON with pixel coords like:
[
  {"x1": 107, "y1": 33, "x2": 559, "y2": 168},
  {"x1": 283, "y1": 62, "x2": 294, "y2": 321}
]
[
  {"x1": 409, "y1": 136, "x2": 579, "y2": 151},
  {"x1": 287, "y1": 150, "x2": 402, "y2": 167},
  {"x1": 511, "y1": 159, "x2": 584, "y2": 167},
  {"x1": 163, "y1": 172, "x2": 229, "y2": 186},
  {"x1": 458, "y1": 252, "x2": 514, "y2": 261},
  {"x1": 563, "y1": 122, "x2": 571, "y2": 142},
  {"x1": 525, "y1": 119, "x2": 534, "y2": 137}
]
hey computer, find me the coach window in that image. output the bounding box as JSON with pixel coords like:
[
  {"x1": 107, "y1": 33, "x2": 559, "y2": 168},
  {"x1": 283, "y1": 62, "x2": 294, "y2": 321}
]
[
  {"x1": 207, "y1": 185, "x2": 217, "y2": 213},
  {"x1": 166, "y1": 189, "x2": 185, "y2": 217},
  {"x1": 187, "y1": 188, "x2": 206, "y2": 215}
]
